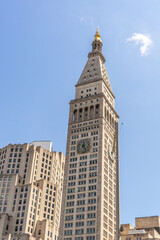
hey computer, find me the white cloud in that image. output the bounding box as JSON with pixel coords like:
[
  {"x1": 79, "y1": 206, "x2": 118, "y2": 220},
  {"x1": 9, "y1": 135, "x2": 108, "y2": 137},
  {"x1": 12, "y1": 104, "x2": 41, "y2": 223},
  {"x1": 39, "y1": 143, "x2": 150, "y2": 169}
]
[{"x1": 127, "y1": 33, "x2": 153, "y2": 56}]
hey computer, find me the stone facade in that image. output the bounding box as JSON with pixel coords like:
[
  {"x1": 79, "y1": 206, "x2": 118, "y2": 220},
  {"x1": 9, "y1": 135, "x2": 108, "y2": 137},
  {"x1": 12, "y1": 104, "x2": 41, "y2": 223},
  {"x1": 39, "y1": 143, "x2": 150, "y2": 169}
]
[
  {"x1": 121, "y1": 216, "x2": 160, "y2": 240},
  {"x1": 0, "y1": 141, "x2": 65, "y2": 240},
  {"x1": 59, "y1": 29, "x2": 120, "y2": 240}
]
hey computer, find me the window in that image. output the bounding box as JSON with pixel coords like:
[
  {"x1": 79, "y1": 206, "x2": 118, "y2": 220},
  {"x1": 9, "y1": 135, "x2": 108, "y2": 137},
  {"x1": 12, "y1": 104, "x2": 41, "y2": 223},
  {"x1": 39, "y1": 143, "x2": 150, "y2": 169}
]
[
  {"x1": 87, "y1": 228, "x2": 95, "y2": 234},
  {"x1": 86, "y1": 236, "x2": 95, "y2": 240}
]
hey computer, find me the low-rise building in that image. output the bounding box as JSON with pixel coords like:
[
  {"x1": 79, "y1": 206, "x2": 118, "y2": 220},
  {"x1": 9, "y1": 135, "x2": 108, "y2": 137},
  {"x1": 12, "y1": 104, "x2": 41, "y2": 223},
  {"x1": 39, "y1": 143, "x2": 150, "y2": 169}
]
[{"x1": 121, "y1": 216, "x2": 160, "y2": 240}]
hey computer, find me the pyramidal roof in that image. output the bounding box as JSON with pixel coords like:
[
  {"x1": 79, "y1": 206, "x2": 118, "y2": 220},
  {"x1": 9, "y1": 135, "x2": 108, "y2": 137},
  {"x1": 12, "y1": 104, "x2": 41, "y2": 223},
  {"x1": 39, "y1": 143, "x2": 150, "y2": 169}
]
[{"x1": 76, "y1": 28, "x2": 113, "y2": 96}]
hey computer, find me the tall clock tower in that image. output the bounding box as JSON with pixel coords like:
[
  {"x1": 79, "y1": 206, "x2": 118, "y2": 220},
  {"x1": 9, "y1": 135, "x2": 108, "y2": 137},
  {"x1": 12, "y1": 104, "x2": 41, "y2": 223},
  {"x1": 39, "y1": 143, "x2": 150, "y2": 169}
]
[{"x1": 59, "y1": 28, "x2": 120, "y2": 240}]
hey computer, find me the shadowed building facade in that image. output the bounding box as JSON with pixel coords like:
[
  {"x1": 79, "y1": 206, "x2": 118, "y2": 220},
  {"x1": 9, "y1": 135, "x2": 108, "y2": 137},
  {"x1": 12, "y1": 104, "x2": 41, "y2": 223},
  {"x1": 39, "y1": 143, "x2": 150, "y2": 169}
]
[
  {"x1": 0, "y1": 141, "x2": 65, "y2": 240},
  {"x1": 59, "y1": 29, "x2": 120, "y2": 240}
]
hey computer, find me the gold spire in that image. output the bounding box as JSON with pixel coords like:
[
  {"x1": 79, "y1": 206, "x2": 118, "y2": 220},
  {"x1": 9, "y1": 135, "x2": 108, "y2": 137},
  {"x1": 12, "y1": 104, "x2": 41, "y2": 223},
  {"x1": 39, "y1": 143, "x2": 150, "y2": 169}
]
[{"x1": 94, "y1": 27, "x2": 102, "y2": 43}]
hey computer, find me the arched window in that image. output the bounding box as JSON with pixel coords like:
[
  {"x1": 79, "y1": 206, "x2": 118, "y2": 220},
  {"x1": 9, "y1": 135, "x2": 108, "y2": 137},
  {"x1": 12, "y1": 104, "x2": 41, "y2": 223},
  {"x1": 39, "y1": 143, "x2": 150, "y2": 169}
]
[
  {"x1": 79, "y1": 108, "x2": 83, "y2": 121},
  {"x1": 84, "y1": 107, "x2": 88, "y2": 120},
  {"x1": 90, "y1": 106, "x2": 94, "y2": 119},
  {"x1": 95, "y1": 104, "x2": 99, "y2": 118},
  {"x1": 93, "y1": 44, "x2": 96, "y2": 49},
  {"x1": 73, "y1": 110, "x2": 77, "y2": 122}
]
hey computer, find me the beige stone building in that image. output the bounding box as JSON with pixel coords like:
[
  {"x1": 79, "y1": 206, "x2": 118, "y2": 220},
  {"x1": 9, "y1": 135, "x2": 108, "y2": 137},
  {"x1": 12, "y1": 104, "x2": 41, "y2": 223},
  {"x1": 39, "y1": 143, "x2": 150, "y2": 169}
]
[
  {"x1": 0, "y1": 141, "x2": 65, "y2": 240},
  {"x1": 121, "y1": 216, "x2": 160, "y2": 240},
  {"x1": 59, "y1": 29, "x2": 120, "y2": 240}
]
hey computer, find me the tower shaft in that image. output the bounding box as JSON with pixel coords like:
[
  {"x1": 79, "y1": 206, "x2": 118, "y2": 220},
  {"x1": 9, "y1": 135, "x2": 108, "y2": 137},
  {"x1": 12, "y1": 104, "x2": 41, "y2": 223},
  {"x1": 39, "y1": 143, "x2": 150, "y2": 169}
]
[{"x1": 59, "y1": 29, "x2": 120, "y2": 240}]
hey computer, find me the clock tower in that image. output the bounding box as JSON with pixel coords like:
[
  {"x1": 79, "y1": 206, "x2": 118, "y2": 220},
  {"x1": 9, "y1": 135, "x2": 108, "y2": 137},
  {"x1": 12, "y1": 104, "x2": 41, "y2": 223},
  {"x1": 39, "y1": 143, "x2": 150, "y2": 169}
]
[{"x1": 59, "y1": 28, "x2": 120, "y2": 240}]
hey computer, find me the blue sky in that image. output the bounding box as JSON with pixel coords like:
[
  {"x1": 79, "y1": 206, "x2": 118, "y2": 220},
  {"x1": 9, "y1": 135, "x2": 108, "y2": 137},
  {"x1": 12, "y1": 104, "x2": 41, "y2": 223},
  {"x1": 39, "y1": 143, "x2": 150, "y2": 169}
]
[{"x1": 1, "y1": 0, "x2": 160, "y2": 226}]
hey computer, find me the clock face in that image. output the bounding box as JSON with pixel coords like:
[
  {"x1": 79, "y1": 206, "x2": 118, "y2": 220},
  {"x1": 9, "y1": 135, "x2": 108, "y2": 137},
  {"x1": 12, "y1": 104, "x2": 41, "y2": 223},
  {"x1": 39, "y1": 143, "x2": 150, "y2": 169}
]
[
  {"x1": 77, "y1": 139, "x2": 91, "y2": 154},
  {"x1": 108, "y1": 145, "x2": 115, "y2": 161}
]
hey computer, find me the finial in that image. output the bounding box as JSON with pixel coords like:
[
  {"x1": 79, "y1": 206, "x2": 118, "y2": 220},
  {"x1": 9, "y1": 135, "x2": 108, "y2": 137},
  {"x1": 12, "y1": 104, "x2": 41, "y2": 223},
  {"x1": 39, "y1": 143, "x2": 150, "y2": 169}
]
[
  {"x1": 94, "y1": 27, "x2": 102, "y2": 43},
  {"x1": 96, "y1": 27, "x2": 100, "y2": 37}
]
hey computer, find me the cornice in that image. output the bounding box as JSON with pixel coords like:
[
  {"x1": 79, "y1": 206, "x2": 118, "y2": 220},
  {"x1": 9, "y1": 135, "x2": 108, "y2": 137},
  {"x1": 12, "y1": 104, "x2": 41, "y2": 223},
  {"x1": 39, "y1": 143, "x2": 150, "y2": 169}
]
[{"x1": 75, "y1": 78, "x2": 115, "y2": 99}]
